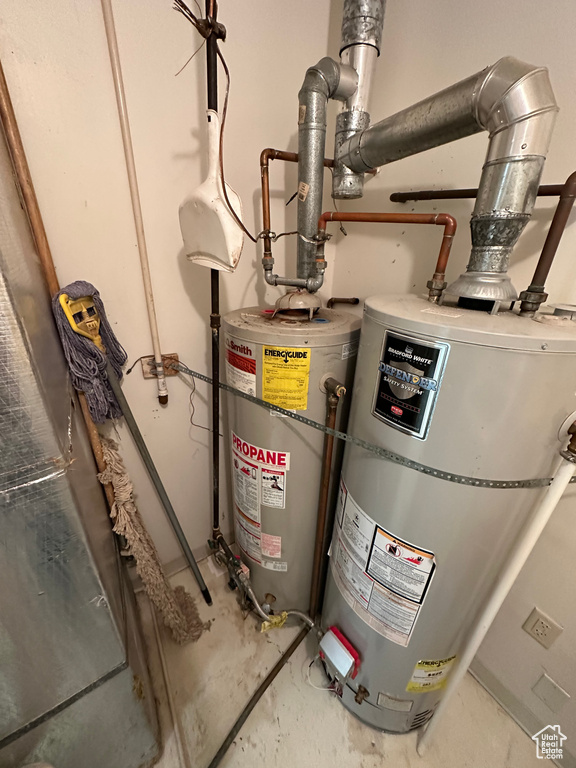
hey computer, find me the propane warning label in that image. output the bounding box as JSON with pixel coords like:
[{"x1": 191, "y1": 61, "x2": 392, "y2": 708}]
[
  {"x1": 406, "y1": 656, "x2": 456, "y2": 693},
  {"x1": 225, "y1": 337, "x2": 256, "y2": 396},
  {"x1": 262, "y1": 346, "x2": 311, "y2": 411},
  {"x1": 329, "y1": 481, "x2": 436, "y2": 647},
  {"x1": 232, "y1": 432, "x2": 289, "y2": 568}
]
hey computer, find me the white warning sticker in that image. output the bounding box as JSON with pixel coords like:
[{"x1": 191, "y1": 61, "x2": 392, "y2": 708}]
[
  {"x1": 225, "y1": 337, "x2": 256, "y2": 396},
  {"x1": 333, "y1": 536, "x2": 373, "y2": 605},
  {"x1": 340, "y1": 493, "x2": 373, "y2": 567},
  {"x1": 367, "y1": 527, "x2": 435, "y2": 603},
  {"x1": 232, "y1": 431, "x2": 290, "y2": 569},
  {"x1": 235, "y1": 515, "x2": 261, "y2": 564},
  {"x1": 330, "y1": 483, "x2": 435, "y2": 646},
  {"x1": 261, "y1": 467, "x2": 285, "y2": 509},
  {"x1": 261, "y1": 532, "x2": 282, "y2": 558},
  {"x1": 342, "y1": 340, "x2": 359, "y2": 360},
  {"x1": 232, "y1": 454, "x2": 259, "y2": 523}
]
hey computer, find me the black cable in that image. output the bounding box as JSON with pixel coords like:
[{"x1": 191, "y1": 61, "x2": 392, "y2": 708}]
[{"x1": 206, "y1": 627, "x2": 310, "y2": 768}]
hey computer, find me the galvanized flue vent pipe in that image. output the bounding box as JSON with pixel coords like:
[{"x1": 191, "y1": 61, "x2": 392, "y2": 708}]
[
  {"x1": 296, "y1": 0, "x2": 386, "y2": 287},
  {"x1": 333, "y1": 0, "x2": 386, "y2": 200},
  {"x1": 296, "y1": 57, "x2": 357, "y2": 285},
  {"x1": 336, "y1": 56, "x2": 558, "y2": 306}
]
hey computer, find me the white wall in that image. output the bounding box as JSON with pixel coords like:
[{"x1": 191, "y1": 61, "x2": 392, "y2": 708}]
[
  {"x1": 1, "y1": 0, "x2": 575, "y2": 758},
  {"x1": 0, "y1": 0, "x2": 336, "y2": 565}
]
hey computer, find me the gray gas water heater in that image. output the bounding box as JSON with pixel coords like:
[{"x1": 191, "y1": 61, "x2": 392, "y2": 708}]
[
  {"x1": 224, "y1": 0, "x2": 576, "y2": 736},
  {"x1": 321, "y1": 295, "x2": 576, "y2": 731}
]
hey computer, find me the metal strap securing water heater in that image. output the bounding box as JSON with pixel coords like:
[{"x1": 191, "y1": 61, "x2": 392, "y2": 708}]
[{"x1": 173, "y1": 363, "x2": 575, "y2": 490}]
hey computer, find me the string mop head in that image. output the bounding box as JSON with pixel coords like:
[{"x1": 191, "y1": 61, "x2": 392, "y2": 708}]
[{"x1": 52, "y1": 280, "x2": 127, "y2": 423}]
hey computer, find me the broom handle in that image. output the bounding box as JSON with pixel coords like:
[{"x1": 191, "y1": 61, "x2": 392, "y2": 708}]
[{"x1": 106, "y1": 363, "x2": 212, "y2": 605}]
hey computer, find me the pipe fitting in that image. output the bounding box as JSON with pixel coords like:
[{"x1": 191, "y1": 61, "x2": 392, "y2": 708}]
[
  {"x1": 327, "y1": 297, "x2": 360, "y2": 309},
  {"x1": 324, "y1": 377, "x2": 347, "y2": 398}
]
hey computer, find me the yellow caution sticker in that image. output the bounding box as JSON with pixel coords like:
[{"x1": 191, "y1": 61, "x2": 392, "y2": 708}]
[
  {"x1": 406, "y1": 655, "x2": 456, "y2": 693},
  {"x1": 262, "y1": 346, "x2": 311, "y2": 411}
]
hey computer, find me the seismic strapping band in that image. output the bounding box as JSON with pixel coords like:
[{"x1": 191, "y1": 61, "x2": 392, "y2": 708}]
[{"x1": 173, "y1": 362, "x2": 575, "y2": 491}]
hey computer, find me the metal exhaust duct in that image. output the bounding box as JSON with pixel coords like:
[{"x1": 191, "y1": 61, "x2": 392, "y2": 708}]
[
  {"x1": 333, "y1": 0, "x2": 386, "y2": 200},
  {"x1": 296, "y1": 0, "x2": 385, "y2": 287},
  {"x1": 337, "y1": 57, "x2": 558, "y2": 306},
  {"x1": 296, "y1": 57, "x2": 357, "y2": 285}
]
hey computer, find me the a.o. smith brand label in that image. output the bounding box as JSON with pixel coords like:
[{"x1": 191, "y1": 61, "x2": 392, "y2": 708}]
[
  {"x1": 225, "y1": 336, "x2": 256, "y2": 396},
  {"x1": 372, "y1": 331, "x2": 449, "y2": 440}
]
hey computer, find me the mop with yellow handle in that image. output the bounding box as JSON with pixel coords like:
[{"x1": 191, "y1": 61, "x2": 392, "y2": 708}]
[{"x1": 53, "y1": 280, "x2": 211, "y2": 642}]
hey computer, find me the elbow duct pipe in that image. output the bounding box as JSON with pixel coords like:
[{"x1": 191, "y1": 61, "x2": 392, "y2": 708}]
[
  {"x1": 297, "y1": 57, "x2": 357, "y2": 284},
  {"x1": 338, "y1": 57, "x2": 558, "y2": 305}
]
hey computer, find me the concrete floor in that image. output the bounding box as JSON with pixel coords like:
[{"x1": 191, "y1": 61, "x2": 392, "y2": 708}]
[{"x1": 138, "y1": 558, "x2": 542, "y2": 768}]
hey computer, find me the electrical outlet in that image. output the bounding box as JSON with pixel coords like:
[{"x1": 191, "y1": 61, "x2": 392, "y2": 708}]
[
  {"x1": 140, "y1": 353, "x2": 179, "y2": 379},
  {"x1": 523, "y1": 607, "x2": 563, "y2": 649}
]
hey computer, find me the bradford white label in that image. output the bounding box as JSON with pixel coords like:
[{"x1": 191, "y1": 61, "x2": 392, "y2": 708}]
[{"x1": 372, "y1": 331, "x2": 449, "y2": 440}]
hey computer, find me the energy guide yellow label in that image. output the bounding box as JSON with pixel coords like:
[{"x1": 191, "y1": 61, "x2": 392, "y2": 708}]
[
  {"x1": 406, "y1": 655, "x2": 456, "y2": 693},
  {"x1": 262, "y1": 346, "x2": 311, "y2": 411}
]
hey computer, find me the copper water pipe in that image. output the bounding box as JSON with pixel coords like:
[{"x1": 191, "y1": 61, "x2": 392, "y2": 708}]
[
  {"x1": 519, "y1": 171, "x2": 576, "y2": 314},
  {"x1": 309, "y1": 378, "x2": 345, "y2": 621},
  {"x1": 0, "y1": 59, "x2": 114, "y2": 508},
  {"x1": 318, "y1": 211, "x2": 457, "y2": 302},
  {"x1": 260, "y1": 148, "x2": 334, "y2": 256}
]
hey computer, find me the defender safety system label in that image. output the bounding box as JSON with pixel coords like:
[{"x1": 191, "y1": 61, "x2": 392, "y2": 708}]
[
  {"x1": 372, "y1": 331, "x2": 449, "y2": 440},
  {"x1": 330, "y1": 479, "x2": 436, "y2": 647},
  {"x1": 232, "y1": 432, "x2": 288, "y2": 571},
  {"x1": 262, "y1": 345, "x2": 311, "y2": 411},
  {"x1": 225, "y1": 337, "x2": 256, "y2": 396}
]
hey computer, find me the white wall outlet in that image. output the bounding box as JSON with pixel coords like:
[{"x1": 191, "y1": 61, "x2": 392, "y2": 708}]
[{"x1": 522, "y1": 607, "x2": 563, "y2": 649}]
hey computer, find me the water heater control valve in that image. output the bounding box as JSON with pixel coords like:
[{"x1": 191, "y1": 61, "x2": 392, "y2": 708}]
[{"x1": 319, "y1": 626, "x2": 360, "y2": 685}]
